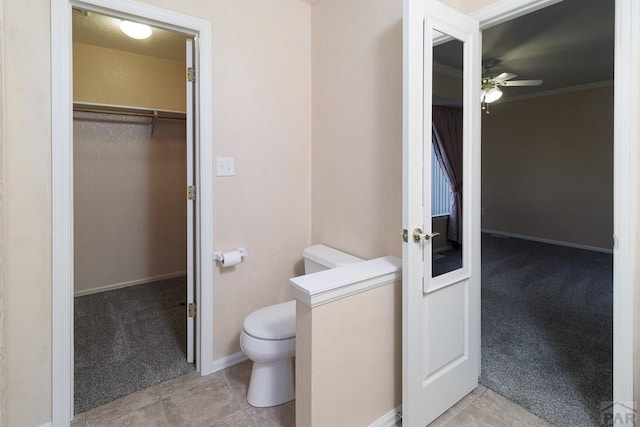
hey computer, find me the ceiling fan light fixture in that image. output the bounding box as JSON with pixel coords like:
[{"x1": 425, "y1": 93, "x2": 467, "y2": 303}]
[
  {"x1": 482, "y1": 86, "x2": 503, "y2": 104},
  {"x1": 120, "y1": 20, "x2": 152, "y2": 40}
]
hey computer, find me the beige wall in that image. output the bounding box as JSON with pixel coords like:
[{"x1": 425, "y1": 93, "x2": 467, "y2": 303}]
[
  {"x1": 73, "y1": 115, "x2": 187, "y2": 294},
  {"x1": 73, "y1": 42, "x2": 186, "y2": 112},
  {"x1": 3, "y1": 0, "x2": 52, "y2": 424},
  {"x1": 482, "y1": 86, "x2": 614, "y2": 250},
  {"x1": 295, "y1": 281, "x2": 402, "y2": 426},
  {"x1": 295, "y1": 301, "x2": 312, "y2": 427},
  {"x1": 205, "y1": 0, "x2": 312, "y2": 358},
  {"x1": 309, "y1": 2, "x2": 459, "y2": 261},
  {"x1": 311, "y1": 0, "x2": 403, "y2": 260}
]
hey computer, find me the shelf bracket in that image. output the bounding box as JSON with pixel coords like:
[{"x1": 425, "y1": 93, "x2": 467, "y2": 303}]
[{"x1": 150, "y1": 110, "x2": 158, "y2": 138}]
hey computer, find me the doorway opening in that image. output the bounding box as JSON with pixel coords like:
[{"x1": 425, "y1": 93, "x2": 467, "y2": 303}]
[
  {"x1": 425, "y1": 0, "x2": 618, "y2": 424},
  {"x1": 478, "y1": 1, "x2": 614, "y2": 425},
  {"x1": 52, "y1": 1, "x2": 214, "y2": 425},
  {"x1": 71, "y1": 9, "x2": 196, "y2": 413}
]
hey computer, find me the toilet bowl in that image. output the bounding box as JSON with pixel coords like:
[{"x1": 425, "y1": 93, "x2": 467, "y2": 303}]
[
  {"x1": 240, "y1": 244, "x2": 363, "y2": 407},
  {"x1": 240, "y1": 300, "x2": 296, "y2": 407}
]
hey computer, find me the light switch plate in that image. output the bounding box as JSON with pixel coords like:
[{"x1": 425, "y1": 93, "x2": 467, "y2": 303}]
[{"x1": 216, "y1": 157, "x2": 235, "y2": 176}]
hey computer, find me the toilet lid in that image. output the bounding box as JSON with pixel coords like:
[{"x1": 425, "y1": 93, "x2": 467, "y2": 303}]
[{"x1": 243, "y1": 300, "x2": 296, "y2": 340}]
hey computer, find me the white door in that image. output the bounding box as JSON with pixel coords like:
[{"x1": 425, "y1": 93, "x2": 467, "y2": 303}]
[
  {"x1": 186, "y1": 37, "x2": 196, "y2": 364},
  {"x1": 402, "y1": 1, "x2": 481, "y2": 425}
]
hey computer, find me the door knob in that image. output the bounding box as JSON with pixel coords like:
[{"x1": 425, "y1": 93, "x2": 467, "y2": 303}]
[{"x1": 412, "y1": 228, "x2": 440, "y2": 243}]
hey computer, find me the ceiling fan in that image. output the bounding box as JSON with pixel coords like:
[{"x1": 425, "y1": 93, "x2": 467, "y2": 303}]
[{"x1": 481, "y1": 63, "x2": 543, "y2": 113}]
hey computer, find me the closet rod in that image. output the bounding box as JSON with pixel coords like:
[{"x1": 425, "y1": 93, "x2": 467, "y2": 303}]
[{"x1": 73, "y1": 102, "x2": 186, "y2": 120}]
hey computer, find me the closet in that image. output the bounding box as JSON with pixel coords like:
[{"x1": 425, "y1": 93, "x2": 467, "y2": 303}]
[{"x1": 72, "y1": 9, "x2": 193, "y2": 413}]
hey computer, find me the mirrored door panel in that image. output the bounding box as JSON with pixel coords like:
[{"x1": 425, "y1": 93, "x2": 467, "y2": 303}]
[{"x1": 431, "y1": 30, "x2": 463, "y2": 278}]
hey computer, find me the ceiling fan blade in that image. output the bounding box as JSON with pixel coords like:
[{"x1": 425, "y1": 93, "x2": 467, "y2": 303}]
[
  {"x1": 493, "y1": 72, "x2": 517, "y2": 82},
  {"x1": 501, "y1": 79, "x2": 543, "y2": 87}
]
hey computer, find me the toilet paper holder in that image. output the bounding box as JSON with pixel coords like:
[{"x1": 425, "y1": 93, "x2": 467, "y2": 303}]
[{"x1": 213, "y1": 247, "x2": 248, "y2": 262}]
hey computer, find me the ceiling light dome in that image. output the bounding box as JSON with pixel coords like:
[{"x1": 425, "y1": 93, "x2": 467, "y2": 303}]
[
  {"x1": 482, "y1": 86, "x2": 503, "y2": 104},
  {"x1": 120, "y1": 21, "x2": 152, "y2": 40}
]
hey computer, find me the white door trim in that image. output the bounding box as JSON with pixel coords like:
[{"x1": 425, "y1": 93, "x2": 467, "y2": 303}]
[
  {"x1": 470, "y1": 0, "x2": 637, "y2": 414},
  {"x1": 51, "y1": 1, "x2": 214, "y2": 425},
  {"x1": 185, "y1": 37, "x2": 196, "y2": 364},
  {"x1": 611, "y1": 0, "x2": 639, "y2": 415}
]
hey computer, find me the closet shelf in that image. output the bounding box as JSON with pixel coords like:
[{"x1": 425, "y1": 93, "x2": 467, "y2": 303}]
[
  {"x1": 73, "y1": 102, "x2": 186, "y2": 138},
  {"x1": 73, "y1": 102, "x2": 186, "y2": 119}
]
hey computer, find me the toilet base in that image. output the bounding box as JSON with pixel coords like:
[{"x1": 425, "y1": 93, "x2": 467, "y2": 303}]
[{"x1": 247, "y1": 358, "x2": 295, "y2": 407}]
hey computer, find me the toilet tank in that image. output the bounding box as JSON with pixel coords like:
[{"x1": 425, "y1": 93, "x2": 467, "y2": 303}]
[{"x1": 303, "y1": 244, "x2": 364, "y2": 274}]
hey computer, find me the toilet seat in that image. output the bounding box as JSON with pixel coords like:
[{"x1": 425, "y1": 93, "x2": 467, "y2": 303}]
[
  {"x1": 243, "y1": 300, "x2": 296, "y2": 340},
  {"x1": 240, "y1": 331, "x2": 295, "y2": 363}
]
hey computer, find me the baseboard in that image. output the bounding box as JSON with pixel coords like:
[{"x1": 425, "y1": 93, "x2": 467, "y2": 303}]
[
  {"x1": 208, "y1": 351, "x2": 248, "y2": 375},
  {"x1": 74, "y1": 271, "x2": 187, "y2": 297},
  {"x1": 37, "y1": 422, "x2": 52, "y2": 427},
  {"x1": 482, "y1": 229, "x2": 613, "y2": 254},
  {"x1": 369, "y1": 406, "x2": 402, "y2": 427}
]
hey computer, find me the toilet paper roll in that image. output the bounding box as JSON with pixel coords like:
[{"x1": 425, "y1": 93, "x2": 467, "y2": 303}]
[{"x1": 221, "y1": 250, "x2": 242, "y2": 267}]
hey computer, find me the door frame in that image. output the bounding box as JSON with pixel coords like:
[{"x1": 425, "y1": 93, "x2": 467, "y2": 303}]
[
  {"x1": 51, "y1": 0, "x2": 214, "y2": 425},
  {"x1": 470, "y1": 0, "x2": 637, "y2": 414}
]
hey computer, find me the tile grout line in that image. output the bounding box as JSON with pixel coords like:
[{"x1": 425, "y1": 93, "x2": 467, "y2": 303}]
[
  {"x1": 221, "y1": 368, "x2": 256, "y2": 413},
  {"x1": 219, "y1": 367, "x2": 259, "y2": 426},
  {"x1": 221, "y1": 371, "x2": 246, "y2": 409}
]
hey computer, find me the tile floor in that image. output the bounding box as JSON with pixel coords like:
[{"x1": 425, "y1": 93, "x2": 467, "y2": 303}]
[
  {"x1": 424, "y1": 385, "x2": 551, "y2": 427},
  {"x1": 72, "y1": 361, "x2": 293, "y2": 427},
  {"x1": 72, "y1": 360, "x2": 548, "y2": 426}
]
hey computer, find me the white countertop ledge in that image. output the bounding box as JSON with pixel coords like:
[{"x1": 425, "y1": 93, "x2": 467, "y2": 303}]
[{"x1": 290, "y1": 256, "x2": 402, "y2": 308}]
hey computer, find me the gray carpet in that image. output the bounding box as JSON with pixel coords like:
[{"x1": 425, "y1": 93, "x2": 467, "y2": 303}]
[
  {"x1": 74, "y1": 276, "x2": 194, "y2": 414},
  {"x1": 481, "y1": 233, "x2": 613, "y2": 426},
  {"x1": 433, "y1": 245, "x2": 462, "y2": 277}
]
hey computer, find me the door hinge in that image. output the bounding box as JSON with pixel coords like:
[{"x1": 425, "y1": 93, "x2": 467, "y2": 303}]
[
  {"x1": 187, "y1": 67, "x2": 196, "y2": 82},
  {"x1": 187, "y1": 185, "x2": 196, "y2": 200},
  {"x1": 188, "y1": 303, "x2": 197, "y2": 318},
  {"x1": 401, "y1": 229, "x2": 408, "y2": 243}
]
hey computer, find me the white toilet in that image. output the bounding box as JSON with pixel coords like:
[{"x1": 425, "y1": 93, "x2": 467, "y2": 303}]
[{"x1": 239, "y1": 244, "x2": 363, "y2": 407}]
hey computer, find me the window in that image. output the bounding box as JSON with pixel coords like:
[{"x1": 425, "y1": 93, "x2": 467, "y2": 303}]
[{"x1": 432, "y1": 144, "x2": 451, "y2": 216}]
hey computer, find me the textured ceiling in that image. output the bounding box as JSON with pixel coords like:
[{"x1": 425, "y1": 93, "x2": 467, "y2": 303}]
[
  {"x1": 72, "y1": 9, "x2": 187, "y2": 62},
  {"x1": 435, "y1": 0, "x2": 614, "y2": 99}
]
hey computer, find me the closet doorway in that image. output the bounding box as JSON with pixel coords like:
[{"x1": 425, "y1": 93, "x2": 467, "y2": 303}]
[
  {"x1": 52, "y1": 1, "x2": 213, "y2": 423},
  {"x1": 72, "y1": 10, "x2": 196, "y2": 413}
]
